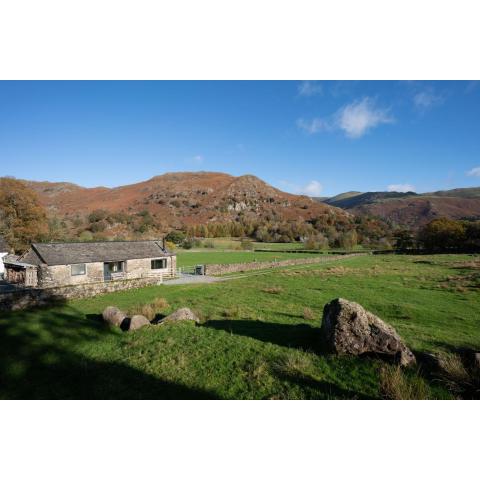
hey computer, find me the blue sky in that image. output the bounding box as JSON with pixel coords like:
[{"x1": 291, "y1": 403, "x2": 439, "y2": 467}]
[{"x1": 0, "y1": 80, "x2": 479, "y2": 197}]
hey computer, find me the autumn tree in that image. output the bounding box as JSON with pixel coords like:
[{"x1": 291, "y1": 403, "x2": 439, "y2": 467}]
[
  {"x1": 0, "y1": 177, "x2": 48, "y2": 252},
  {"x1": 418, "y1": 218, "x2": 466, "y2": 251}
]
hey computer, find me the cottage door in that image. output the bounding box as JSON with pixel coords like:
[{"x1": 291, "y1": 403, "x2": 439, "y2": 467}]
[{"x1": 103, "y1": 263, "x2": 111, "y2": 281}]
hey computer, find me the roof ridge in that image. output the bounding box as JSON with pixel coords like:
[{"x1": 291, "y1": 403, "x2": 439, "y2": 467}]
[
  {"x1": 32, "y1": 239, "x2": 164, "y2": 246},
  {"x1": 31, "y1": 244, "x2": 47, "y2": 264}
]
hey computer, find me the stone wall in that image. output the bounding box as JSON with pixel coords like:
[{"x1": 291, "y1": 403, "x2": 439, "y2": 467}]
[
  {"x1": 0, "y1": 275, "x2": 164, "y2": 311},
  {"x1": 39, "y1": 262, "x2": 104, "y2": 288},
  {"x1": 204, "y1": 253, "x2": 366, "y2": 275}
]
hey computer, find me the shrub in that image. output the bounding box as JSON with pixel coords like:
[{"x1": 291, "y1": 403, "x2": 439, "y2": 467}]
[
  {"x1": 90, "y1": 220, "x2": 108, "y2": 233},
  {"x1": 165, "y1": 240, "x2": 176, "y2": 252},
  {"x1": 79, "y1": 230, "x2": 93, "y2": 241},
  {"x1": 204, "y1": 239, "x2": 215, "y2": 249},
  {"x1": 88, "y1": 209, "x2": 108, "y2": 223},
  {"x1": 182, "y1": 238, "x2": 194, "y2": 249},
  {"x1": 165, "y1": 230, "x2": 186, "y2": 245},
  {"x1": 240, "y1": 239, "x2": 254, "y2": 250}
]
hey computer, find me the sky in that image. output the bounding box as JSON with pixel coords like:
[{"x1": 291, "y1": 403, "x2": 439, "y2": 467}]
[{"x1": 0, "y1": 80, "x2": 479, "y2": 197}]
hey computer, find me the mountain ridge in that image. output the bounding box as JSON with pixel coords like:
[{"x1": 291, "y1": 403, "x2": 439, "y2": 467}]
[{"x1": 318, "y1": 186, "x2": 480, "y2": 228}]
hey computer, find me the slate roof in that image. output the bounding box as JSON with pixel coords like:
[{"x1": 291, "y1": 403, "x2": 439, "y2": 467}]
[{"x1": 23, "y1": 240, "x2": 172, "y2": 266}]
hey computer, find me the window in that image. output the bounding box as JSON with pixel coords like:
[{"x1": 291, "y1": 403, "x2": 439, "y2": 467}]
[
  {"x1": 151, "y1": 258, "x2": 167, "y2": 270},
  {"x1": 109, "y1": 261, "x2": 124, "y2": 272},
  {"x1": 71, "y1": 263, "x2": 86, "y2": 276}
]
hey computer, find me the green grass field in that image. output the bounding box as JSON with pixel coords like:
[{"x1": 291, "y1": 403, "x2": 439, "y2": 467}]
[
  {"x1": 1, "y1": 254, "x2": 479, "y2": 399},
  {"x1": 176, "y1": 250, "x2": 325, "y2": 267},
  {"x1": 186, "y1": 238, "x2": 305, "y2": 251}
]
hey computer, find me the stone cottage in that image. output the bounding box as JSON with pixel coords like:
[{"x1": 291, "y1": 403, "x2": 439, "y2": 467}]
[{"x1": 8, "y1": 240, "x2": 176, "y2": 289}]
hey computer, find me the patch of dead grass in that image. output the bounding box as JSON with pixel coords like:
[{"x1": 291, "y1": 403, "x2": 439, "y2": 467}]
[
  {"x1": 303, "y1": 307, "x2": 315, "y2": 320},
  {"x1": 380, "y1": 365, "x2": 430, "y2": 400},
  {"x1": 261, "y1": 286, "x2": 284, "y2": 294},
  {"x1": 128, "y1": 297, "x2": 170, "y2": 321},
  {"x1": 436, "y1": 352, "x2": 480, "y2": 399},
  {"x1": 437, "y1": 273, "x2": 480, "y2": 292},
  {"x1": 273, "y1": 351, "x2": 313, "y2": 377}
]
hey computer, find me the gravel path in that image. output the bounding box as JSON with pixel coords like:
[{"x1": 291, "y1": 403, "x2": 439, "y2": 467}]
[{"x1": 163, "y1": 274, "x2": 226, "y2": 285}]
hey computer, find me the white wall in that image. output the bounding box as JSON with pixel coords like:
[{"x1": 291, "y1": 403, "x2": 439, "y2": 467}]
[{"x1": 0, "y1": 252, "x2": 7, "y2": 277}]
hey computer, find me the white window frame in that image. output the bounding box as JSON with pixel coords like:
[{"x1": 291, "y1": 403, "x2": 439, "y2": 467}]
[
  {"x1": 71, "y1": 263, "x2": 86, "y2": 276},
  {"x1": 151, "y1": 258, "x2": 167, "y2": 270}
]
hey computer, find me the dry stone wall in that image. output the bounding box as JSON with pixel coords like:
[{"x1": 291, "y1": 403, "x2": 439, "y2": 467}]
[
  {"x1": 0, "y1": 276, "x2": 163, "y2": 311},
  {"x1": 204, "y1": 253, "x2": 367, "y2": 275}
]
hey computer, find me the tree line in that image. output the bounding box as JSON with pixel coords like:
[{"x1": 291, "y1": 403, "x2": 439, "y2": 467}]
[{"x1": 396, "y1": 218, "x2": 480, "y2": 252}]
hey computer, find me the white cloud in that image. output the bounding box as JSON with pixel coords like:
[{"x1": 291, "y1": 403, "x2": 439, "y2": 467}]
[
  {"x1": 467, "y1": 166, "x2": 480, "y2": 177},
  {"x1": 387, "y1": 183, "x2": 416, "y2": 193},
  {"x1": 297, "y1": 97, "x2": 393, "y2": 139},
  {"x1": 278, "y1": 179, "x2": 323, "y2": 197},
  {"x1": 413, "y1": 89, "x2": 444, "y2": 111},
  {"x1": 299, "y1": 180, "x2": 323, "y2": 196},
  {"x1": 296, "y1": 117, "x2": 330, "y2": 134},
  {"x1": 336, "y1": 98, "x2": 394, "y2": 138},
  {"x1": 298, "y1": 81, "x2": 323, "y2": 97}
]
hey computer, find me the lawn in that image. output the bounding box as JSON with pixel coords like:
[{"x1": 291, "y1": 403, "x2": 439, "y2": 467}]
[
  {"x1": 1, "y1": 254, "x2": 479, "y2": 399},
  {"x1": 176, "y1": 250, "x2": 325, "y2": 267},
  {"x1": 180, "y1": 237, "x2": 305, "y2": 251}
]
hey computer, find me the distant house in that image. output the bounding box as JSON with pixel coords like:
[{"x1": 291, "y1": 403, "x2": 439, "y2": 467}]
[
  {"x1": 0, "y1": 236, "x2": 11, "y2": 278},
  {"x1": 4, "y1": 240, "x2": 176, "y2": 288}
]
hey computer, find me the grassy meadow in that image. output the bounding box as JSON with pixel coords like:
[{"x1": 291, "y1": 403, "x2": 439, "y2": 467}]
[
  {"x1": 1, "y1": 253, "x2": 479, "y2": 399},
  {"x1": 176, "y1": 250, "x2": 325, "y2": 267}
]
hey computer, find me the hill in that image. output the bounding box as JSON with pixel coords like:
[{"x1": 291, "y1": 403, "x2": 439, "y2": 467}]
[
  {"x1": 325, "y1": 191, "x2": 418, "y2": 210},
  {"x1": 319, "y1": 187, "x2": 480, "y2": 228},
  {"x1": 16, "y1": 172, "x2": 352, "y2": 239}
]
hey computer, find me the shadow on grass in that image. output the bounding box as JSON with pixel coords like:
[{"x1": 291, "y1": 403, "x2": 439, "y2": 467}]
[
  {"x1": 0, "y1": 306, "x2": 217, "y2": 399},
  {"x1": 273, "y1": 370, "x2": 371, "y2": 400},
  {"x1": 202, "y1": 319, "x2": 322, "y2": 352}
]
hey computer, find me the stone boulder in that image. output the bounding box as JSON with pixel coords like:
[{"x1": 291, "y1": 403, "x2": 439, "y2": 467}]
[
  {"x1": 161, "y1": 307, "x2": 200, "y2": 324},
  {"x1": 102, "y1": 306, "x2": 127, "y2": 327},
  {"x1": 321, "y1": 298, "x2": 416, "y2": 367},
  {"x1": 474, "y1": 353, "x2": 480, "y2": 370},
  {"x1": 129, "y1": 315, "x2": 150, "y2": 331}
]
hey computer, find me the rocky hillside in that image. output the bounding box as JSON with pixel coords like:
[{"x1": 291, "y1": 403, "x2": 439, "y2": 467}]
[
  {"x1": 22, "y1": 172, "x2": 351, "y2": 232},
  {"x1": 321, "y1": 187, "x2": 480, "y2": 229}
]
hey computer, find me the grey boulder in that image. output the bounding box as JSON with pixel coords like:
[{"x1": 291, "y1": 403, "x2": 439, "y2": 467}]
[
  {"x1": 161, "y1": 307, "x2": 200, "y2": 324},
  {"x1": 321, "y1": 298, "x2": 416, "y2": 367},
  {"x1": 129, "y1": 314, "x2": 151, "y2": 331},
  {"x1": 102, "y1": 306, "x2": 127, "y2": 327}
]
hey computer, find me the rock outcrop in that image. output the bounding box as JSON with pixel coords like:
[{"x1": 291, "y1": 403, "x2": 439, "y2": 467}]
[
  {"x1": 161, "y1": 307, "x2": 200, "y2": 324},
  {"x1": 321, "y1": 298, "x2": 416, "y2": 367}
]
